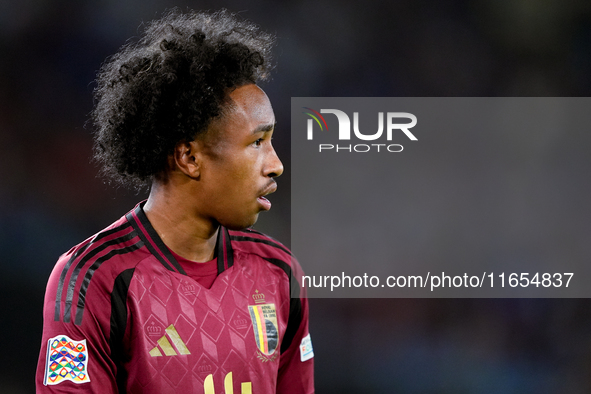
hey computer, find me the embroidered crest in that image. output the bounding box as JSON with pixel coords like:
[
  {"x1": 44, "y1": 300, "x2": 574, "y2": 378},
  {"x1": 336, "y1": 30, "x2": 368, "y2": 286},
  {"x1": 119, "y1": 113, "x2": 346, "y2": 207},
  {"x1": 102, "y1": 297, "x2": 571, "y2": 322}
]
[
  {"x1": 44, "y1": 335, "x2": 90, "y2": 385},
  {"x1": 248, "y1": 302, "x2": 278, "y2": 357}
]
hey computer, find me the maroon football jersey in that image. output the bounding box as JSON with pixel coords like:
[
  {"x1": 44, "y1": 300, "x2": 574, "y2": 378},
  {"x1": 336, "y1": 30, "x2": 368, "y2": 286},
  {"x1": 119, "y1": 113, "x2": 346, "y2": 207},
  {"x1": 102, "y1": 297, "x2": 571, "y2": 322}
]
[{"x1": 36, "y1": 202, "x2": 314, "y2": 393}]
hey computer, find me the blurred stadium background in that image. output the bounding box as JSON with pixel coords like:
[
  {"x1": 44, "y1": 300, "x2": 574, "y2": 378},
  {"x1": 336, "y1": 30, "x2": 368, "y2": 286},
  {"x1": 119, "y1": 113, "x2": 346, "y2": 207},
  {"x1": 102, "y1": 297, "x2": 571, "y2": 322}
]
[{"x1": 2, "y1": 0, "x2": 591, "y2": 392}]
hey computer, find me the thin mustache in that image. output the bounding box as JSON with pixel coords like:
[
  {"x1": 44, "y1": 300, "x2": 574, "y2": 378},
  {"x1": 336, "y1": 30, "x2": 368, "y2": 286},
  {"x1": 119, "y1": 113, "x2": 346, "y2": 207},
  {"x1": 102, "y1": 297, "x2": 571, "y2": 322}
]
[{"x1": 259, "y1": 180, "x2": 277, "y2": 196}]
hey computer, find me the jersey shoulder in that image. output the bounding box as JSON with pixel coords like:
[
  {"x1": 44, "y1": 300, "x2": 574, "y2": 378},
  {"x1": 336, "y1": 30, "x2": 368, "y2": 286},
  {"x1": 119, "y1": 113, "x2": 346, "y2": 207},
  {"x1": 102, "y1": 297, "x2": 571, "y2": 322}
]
[
  {"x1": 228, "y1": 228, "x2": 293, "y2": 263},
  {"x1": 65, "y1": 214, "x2": 126, "y2": 249},
  {"x1": 55, "y1": 214, "x2": 143, "y2": 278},
  {"x1": 49, "y1": 214, "x2": 146, "y2": 325},
  {"x1": 227, "y1": 228, "x2": 306, "y2": 281}
]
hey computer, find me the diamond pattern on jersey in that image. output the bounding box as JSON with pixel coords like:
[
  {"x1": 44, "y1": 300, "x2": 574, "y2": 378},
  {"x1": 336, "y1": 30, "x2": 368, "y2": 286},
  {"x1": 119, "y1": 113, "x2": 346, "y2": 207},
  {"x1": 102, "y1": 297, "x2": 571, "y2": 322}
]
[
  {"x1": 262, "y1": 270, "x2": 280, "y2": 288},
  {"x1": 161, "y1": 354, "x2": 189, "y2": 388},
  {"x1": 125, "y1": 253, "x2": 291, "y2": 392},
  {"x1": 135, "y1": 353, "x2": 158, "y2": 388},
  {"x1": 201, "y1": 311, "x2": 224, "y2": 342},
  {"x1": 221, "y1": 349, "x2": 248, "y2": 379},
  {"x1": 200, "y1": 332, "x2": 219, "y2": 362},
  {"x1": 228, "y1": 329, "x2": 247, "y2": 357},
  {"x1": 229, "y1": 270, "x2": 256, "y2": 299},
  {"x1": 149, "y1": 276, "x2": 173, "y2": 306},
  {"x1": 130, "y1": 274, "x2": 147, "y2": 303},
  {"x1": 173, "y1": 314, "x2": 198, "y2": 344}
]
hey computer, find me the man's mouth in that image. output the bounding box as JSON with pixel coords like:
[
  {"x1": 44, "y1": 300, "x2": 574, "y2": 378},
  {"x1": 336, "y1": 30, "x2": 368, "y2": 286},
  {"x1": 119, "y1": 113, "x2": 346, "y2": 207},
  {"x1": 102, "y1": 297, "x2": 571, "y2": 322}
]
[{"x1": 257, "y1": 196, "x2": 272, "y2": 210}]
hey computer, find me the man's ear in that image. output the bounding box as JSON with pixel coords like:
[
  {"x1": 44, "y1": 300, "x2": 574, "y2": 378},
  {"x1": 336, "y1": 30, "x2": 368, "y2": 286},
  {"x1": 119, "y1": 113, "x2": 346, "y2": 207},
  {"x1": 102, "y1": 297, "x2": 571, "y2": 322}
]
[{"x1": 173, "y1": 140, "x2": 203, "y2": 179}]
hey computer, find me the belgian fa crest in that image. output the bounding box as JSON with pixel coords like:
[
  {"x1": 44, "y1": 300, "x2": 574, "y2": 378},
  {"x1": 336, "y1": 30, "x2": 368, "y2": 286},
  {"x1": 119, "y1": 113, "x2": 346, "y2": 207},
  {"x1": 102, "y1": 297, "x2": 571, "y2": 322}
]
[{"x1": 248, "y1": 290, "x2": 278, "y2": 359}]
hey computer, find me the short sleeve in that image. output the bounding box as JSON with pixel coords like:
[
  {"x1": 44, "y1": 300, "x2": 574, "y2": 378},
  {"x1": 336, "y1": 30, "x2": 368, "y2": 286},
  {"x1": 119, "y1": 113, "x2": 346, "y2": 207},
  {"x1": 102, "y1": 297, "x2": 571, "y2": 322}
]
[
  {"x1": 36, "y1": 252, "x2": 119, "y2": 393},
  {"x1": 276, "y1": 258, "x2": 315, "y2": 394}
]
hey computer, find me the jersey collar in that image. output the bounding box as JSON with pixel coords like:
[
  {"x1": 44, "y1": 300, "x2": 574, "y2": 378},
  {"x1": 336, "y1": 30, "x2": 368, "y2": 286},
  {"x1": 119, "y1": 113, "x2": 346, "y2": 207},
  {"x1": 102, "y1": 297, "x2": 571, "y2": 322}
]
[{"x1": 125, "y1": 201, "x2": 234, "y2": 275}]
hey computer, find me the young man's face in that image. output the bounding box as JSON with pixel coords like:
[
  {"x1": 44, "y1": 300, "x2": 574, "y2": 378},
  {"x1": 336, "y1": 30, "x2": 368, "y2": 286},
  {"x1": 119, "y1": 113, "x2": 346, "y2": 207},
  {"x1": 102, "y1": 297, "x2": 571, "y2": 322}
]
[{"x1": 197, "y1": 84, "x2": 283, "y2": 230}]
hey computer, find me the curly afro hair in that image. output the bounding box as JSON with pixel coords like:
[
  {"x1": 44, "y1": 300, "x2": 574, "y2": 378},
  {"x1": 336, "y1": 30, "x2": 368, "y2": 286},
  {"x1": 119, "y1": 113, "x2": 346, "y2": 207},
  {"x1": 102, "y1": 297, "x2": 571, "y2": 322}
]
[{"x1": 92, "y1": 9, "x2": 275, "y2": 188}]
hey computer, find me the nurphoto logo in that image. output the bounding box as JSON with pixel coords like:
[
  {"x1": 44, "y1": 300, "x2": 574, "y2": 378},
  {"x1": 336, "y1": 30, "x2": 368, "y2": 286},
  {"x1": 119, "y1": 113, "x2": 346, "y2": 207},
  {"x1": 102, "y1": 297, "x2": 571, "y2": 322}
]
[{"x1": 303, "y1": 107, "x2": 417, "y2": 153}]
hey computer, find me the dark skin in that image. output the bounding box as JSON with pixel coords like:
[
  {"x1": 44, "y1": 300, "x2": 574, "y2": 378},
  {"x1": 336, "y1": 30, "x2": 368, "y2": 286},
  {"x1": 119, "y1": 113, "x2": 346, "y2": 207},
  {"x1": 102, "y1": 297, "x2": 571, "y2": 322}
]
[{"x1": 143, "y1": 84, "x2": 284, "y2": 262}]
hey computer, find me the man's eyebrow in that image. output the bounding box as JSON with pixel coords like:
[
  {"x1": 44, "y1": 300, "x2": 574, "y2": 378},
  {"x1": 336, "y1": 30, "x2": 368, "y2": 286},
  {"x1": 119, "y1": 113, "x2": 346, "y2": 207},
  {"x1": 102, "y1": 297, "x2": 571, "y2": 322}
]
[{"x1": 252, "y1": 122, "x2": 276, "y2": 134}]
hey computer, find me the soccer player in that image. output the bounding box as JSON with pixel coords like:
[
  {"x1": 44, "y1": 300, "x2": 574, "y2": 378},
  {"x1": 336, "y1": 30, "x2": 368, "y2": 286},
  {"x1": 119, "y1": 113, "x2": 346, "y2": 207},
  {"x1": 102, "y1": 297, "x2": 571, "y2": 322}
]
[{"x1": 36, "y1": 10, "x2": 314, "y2": 393}]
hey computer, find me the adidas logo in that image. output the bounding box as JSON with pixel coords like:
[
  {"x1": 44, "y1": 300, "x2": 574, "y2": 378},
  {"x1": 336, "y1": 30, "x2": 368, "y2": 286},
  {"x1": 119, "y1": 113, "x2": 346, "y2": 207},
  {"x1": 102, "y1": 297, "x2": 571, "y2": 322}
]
[{"x1": 149, "y1": 324, "x2": 190, "y2": 357}]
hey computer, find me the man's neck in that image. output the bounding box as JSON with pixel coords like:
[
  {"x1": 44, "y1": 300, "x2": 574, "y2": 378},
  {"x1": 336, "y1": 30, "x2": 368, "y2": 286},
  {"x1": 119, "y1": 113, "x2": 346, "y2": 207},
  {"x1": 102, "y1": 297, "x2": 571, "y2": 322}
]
[{"x1": 143, "y1": 181, "x2": 218, "y2": 263}]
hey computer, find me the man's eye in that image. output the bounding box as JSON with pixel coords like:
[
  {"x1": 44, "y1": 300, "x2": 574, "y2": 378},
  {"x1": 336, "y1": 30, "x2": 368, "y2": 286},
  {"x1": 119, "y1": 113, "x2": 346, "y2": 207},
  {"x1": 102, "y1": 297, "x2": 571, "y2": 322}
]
[{"x1": 253, "y1": 138, "x2": 263, "y2": 147}]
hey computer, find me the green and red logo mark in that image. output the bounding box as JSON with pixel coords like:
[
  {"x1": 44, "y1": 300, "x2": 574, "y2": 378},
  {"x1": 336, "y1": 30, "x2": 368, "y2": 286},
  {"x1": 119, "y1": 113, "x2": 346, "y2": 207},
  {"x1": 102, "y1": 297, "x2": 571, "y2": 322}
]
[{"x1": 302, "y1": 107, "x2": 329, "y2": 136}]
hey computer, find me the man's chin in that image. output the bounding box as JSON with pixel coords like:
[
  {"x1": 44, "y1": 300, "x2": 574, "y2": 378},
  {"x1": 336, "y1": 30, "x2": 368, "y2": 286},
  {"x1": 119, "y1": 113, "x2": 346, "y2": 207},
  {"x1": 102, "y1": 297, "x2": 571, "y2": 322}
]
[{"x1": 222, "y1": 213, "x2": 259, "y2": 231}]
